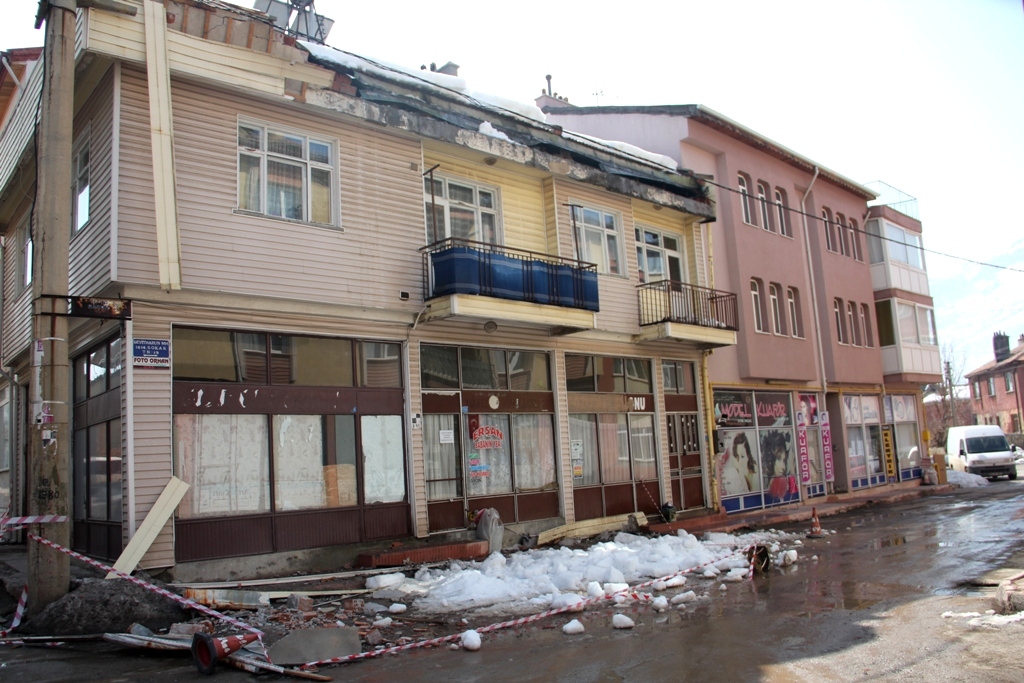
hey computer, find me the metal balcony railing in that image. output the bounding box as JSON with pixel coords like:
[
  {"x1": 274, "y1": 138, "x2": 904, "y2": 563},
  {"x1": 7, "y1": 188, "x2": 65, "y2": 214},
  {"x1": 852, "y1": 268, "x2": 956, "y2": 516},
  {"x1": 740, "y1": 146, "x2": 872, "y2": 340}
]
[
  {"x1": 637, "y1": 280, "x2": 738, "y2": 331},
  {"x1": 420, "y1": 238, "x2": 600, "y2": 312}
]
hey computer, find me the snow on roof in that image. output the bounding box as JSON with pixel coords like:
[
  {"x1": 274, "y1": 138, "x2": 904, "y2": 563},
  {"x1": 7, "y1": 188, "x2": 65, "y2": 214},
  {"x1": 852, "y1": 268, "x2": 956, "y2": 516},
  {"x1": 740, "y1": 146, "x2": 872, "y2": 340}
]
[
  {"x1": 564, "y1": 131, "x2": 679, "y2": 172},
  {"x1": 298, "y1": 42, "x2": 691, "y2": 178}
]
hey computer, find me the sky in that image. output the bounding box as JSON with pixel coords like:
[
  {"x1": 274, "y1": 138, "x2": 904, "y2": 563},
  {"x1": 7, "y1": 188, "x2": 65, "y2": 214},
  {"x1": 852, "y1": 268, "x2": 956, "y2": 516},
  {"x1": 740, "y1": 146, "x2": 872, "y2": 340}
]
[{"x1": 2, "y1": 0, "x2": 1022, "y2": 380}]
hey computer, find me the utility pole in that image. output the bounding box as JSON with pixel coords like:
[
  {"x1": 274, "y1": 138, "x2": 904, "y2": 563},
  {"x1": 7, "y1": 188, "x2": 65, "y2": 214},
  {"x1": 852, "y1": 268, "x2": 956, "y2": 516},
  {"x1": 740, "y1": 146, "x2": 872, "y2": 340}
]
[
  {"x1": 26, "y1": 0, "x2": 76, "y2": 615},
  {"x1": 945, "y1": 360, "x2": 957, "y2": 429}
]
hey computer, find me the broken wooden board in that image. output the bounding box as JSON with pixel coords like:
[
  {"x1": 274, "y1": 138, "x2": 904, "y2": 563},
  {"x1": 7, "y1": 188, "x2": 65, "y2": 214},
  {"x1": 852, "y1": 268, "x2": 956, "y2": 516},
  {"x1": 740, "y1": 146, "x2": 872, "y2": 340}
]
[
  {"x1": 106, "y1": 476, "x2": 189, "y2": 579},
  {"x1": 183, "y1": 588, "x2": 370, "y2": 609},
  {"x1": 536, "y1": 512, "x2": 648, "y2": 547}
]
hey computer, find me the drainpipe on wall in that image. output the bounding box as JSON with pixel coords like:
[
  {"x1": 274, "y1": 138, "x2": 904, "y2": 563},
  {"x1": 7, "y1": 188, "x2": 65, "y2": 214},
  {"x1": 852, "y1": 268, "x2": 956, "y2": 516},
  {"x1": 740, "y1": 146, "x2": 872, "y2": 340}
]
[
  {"x1": 800, "y1": 167, "x2": 826, "y2": 396},
  {"x1": 701, "y1": 349, "x2": 719, "y2": 512}
]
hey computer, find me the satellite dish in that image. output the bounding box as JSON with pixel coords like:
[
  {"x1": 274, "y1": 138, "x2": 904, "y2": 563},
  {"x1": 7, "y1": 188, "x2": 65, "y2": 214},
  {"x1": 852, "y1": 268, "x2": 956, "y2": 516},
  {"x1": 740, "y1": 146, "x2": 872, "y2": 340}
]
[{"x1": 252, "y1": 0, "x2": 333, "y2": 43}]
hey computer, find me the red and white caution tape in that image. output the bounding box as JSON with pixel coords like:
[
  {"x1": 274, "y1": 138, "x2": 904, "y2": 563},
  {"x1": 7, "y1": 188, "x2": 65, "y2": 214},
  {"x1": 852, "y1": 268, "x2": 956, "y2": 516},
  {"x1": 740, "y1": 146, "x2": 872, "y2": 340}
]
[
  {"x1": 0, "y1": 586, "x2": 28, "y2": 639},
  {"x1": 26, "y1": 533, "x2": 269, "y2": 659},
  {"x1": 301, "y1": 545, "x2": 754, "y2": 669},
  {"x1": 1, "y1": 515, "x2": 67, "y2": 527}
]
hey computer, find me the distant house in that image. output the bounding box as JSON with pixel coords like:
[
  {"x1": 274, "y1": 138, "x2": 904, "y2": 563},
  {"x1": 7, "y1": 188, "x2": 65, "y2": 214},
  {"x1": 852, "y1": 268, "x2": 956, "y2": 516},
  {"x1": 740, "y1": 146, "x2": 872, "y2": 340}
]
[{"x1": 965, "y1": 333, "x2": 1024, "y2": 433}]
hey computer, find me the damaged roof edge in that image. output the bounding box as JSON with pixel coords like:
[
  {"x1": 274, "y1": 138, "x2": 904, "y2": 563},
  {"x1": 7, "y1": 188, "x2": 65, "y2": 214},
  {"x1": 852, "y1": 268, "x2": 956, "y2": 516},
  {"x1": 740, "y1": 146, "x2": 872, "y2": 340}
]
[
  {"x1": 298, "y1": 46, "x2": 712, "y2": 206},
  {"x1": 543, "y1": 103, "x2": 878, "y2": 201},
  {"x1": 303, "y1": 87, "x2": 715, "y2": 220}
]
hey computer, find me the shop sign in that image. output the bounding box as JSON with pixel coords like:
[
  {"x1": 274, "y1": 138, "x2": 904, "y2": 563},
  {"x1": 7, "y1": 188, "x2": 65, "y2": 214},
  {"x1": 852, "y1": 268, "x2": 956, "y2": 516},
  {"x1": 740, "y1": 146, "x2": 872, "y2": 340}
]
[
  {"x1": 472, "y1": 424, "x2": 504, "y2": 450},
  {"x1": 796, "y1": 413, "x2": 810, "y2": 485},
  {"x1": 133, "y1": 338, "x2": 170, "y2": 368},
  {"x1": 714, "y1": 390, "x2": 754, "y2": 428},
  {"x1": 861, "y1": 396, "x2": 880, "y2": 423},
  {"x1": 439, "y1": 429, "x2": 454, "y2": 444},
  {"x1": 820, "y1": 411, "x2": 835, "y2": 482},
  {"x1": 756, "y1": 392, "x2": 792, "y2": 428},
  {"x1": 468, "y1": 456, "x2": 491, "y2": 479},
  {"x1": 798, "y1": 394, "x2": 819, "y2": 426},
  {"x1": 881, "y1": 425, "x2": 897, "y2": 482}
]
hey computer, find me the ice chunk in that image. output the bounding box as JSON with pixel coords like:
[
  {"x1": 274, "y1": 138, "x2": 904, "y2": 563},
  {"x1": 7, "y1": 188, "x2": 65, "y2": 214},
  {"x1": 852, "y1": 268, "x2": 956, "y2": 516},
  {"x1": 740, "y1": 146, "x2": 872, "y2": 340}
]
[
  {"x1": 587, "y1": 581, "x2": 605, "y2": 598},
  {"x1": 562, "y1": 619, "x2": 585, "y2": 635},
  {"x1": 671, "y1": 590, "x2": 697, "y2": 604},
  {"x1": 388, "y1": 603, "x2": 407, "y2": 614},
  {"x1": 365, "y1": 574, "x2": 405, "y2": 590},
  {"x1": 461, "y1": 629, "x2": 481, "y2": 651},
  {"x1": 612, "y1": 614, "x2": 635, "y2": 629}
]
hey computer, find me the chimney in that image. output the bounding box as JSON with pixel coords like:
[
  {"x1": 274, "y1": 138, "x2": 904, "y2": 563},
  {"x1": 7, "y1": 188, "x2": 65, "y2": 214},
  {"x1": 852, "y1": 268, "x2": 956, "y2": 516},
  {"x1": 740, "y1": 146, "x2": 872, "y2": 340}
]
[
  {"x1": 994, "y1": 331, "x2": 1011, "y2": 362},
  {"x1": 435, "y1": 61, "x2": 460, "y2": 76}
]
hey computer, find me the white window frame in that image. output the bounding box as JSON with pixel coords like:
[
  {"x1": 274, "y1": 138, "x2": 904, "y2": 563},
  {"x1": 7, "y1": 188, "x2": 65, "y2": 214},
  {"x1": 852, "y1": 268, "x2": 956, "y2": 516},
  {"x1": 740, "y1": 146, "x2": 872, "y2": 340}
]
[
  {"x1": 823, "y1": 208, "x2": 836, "y2": 252},
  {"x1": 834, "y1": 298, "x2": 846, "y2": 344},
  {"x1": 787, "y1": 287, "x2": 803, "y2": 338},
  {"x1": 757, "y1": 182, "x2": 772, "y2": 231},
  {"x1": 884, "y1": 222, "x2": 926, "y2": 271},
  {"x1": 738, "y1": 174, "x2": 753, "y2": 225},
  {"x1": 973, "y1": 381, "x2": 981, "y2": 399},
  {"x1": 860, "y1": 303, "x2": 873, "y2": 347},
  {"x1": 916, "y1": 306, "x2": 937, "y2": 346},
  {"x1": 634, "y1": 225, "x2": 687, "y2": 285},
  {"x1": 988, "y1": 377, "x2": 996, "y2": 397},
  {"x1": 849, "y1": 219, "x2": 862, "y2": 261},
  {"x1": 751, "y1": 279, "x2": 766, "y2": 333},
  {"x1": 836, "y1": 213, "x2": 849, "y2": 257},
  {"x1": 847, "y1": 301, "x2": 860, "y2": 346},
  {"x1": 1005, "y1": 372, "x2": 1015, "y2": 393},
  {"x1": 72, "y1": 129, "x2": 91, "y2": 233},
  {"x1": 571, "y1": 203, "x2": 623, "y2": 276},
  {"x1": 774, "y1": 189, "x2": 789, "y2": 237},
  {"x1": 425, "y1": 175, "x2": 502, "y2": 245},
  {"x1": 236, "y1": 119, "x2": 338, "y2": 227},
  {"x1": 769, "y1": 283, "x2": 784, "y2": 334}
]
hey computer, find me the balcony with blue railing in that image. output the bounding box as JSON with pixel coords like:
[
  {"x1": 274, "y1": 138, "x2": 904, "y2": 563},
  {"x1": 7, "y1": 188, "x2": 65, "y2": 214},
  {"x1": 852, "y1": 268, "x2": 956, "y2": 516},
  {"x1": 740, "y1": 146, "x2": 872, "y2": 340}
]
[
  {"x1": 419, "y1": 238, "x2": 600, "y2": 330},
  {"x1": 636, "y1": 280, "x2": 738, "y2": 347}
]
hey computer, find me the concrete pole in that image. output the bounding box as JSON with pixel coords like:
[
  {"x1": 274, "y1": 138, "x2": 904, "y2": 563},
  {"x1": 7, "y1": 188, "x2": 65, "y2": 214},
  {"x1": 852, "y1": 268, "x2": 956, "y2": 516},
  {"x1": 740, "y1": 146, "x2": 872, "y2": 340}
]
[{"x1": 26, "y1": 0, "x2": 75, "y2": 615}]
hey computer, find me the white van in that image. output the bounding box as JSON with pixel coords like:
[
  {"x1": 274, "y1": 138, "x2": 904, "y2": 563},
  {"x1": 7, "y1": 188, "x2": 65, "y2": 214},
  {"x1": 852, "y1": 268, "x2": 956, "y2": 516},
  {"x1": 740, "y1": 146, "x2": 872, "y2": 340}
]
[{"x1": 945, "y1": 425, "x2": 1017, "y2": 480}]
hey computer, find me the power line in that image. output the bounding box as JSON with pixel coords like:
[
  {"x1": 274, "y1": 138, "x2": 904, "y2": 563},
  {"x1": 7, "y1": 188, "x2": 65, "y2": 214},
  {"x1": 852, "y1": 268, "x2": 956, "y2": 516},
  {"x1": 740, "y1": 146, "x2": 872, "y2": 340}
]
[{"x1": 697, "y1": 176, "x2": 1024, "y2": 275}]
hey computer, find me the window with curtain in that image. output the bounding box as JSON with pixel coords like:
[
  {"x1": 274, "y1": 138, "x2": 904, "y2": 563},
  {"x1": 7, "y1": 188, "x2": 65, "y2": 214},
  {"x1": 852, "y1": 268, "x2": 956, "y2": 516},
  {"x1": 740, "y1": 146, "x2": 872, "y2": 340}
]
[
  {"x1": 424, "y1": 175, "x2": 501, "y2": 244},
  {"x1": 572, "y1": 204, "x2": 623, "y2": 275},
  {"x1": 238, "y1": 121, "x2": 335, "y2": 225},
  {"x1": 425, "y1": 414, "x2": 462, "y2": 500},
  {"x1": 466, "y1": 414, "x2": 513, "y2": 496},
  {"x1": 512, "y1": 414, "x2": 556, "y2": 491},
  {"x1": 361, "y1": 415, "x2": 406, "y2": 504}
]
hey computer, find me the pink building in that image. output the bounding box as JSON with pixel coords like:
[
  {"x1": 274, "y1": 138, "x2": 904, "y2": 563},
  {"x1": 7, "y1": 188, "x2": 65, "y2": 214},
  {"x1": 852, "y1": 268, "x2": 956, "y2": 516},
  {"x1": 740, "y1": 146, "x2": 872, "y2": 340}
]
[
  {"x1": 966, "y1": 333, "x2": 1024, "y2": 433},
  {"x1": 544, "y1": 104, "x2": 936, "y2": 510}
]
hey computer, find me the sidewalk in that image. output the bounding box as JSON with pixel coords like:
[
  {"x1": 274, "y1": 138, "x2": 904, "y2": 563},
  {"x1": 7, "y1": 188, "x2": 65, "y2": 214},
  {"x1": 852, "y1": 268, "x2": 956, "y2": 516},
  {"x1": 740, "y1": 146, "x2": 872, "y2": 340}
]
[{"x1": 649, "y1": 480, "x2": 953, "y2": 536}]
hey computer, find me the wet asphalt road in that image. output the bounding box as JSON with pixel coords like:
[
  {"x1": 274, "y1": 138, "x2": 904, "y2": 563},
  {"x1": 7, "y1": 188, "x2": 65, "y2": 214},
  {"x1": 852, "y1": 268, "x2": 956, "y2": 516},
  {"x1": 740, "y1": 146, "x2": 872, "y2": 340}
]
[{"x1": 4, "y1": 480, "x2": 1024, "y2": 682}]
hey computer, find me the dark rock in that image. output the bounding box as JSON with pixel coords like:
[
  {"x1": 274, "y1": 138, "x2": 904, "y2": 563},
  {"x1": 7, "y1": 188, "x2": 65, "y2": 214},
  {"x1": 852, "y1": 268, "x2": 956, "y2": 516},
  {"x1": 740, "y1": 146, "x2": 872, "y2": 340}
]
[
  {"x1": 365, "y1": 628, "x2": 383, "y2": 646},
  {"x1": 20, "y1": 577, "x2": 189, "y2": 636},
  {"x1": 286, "y1": 593, "x2": 313, "y2": 611}
]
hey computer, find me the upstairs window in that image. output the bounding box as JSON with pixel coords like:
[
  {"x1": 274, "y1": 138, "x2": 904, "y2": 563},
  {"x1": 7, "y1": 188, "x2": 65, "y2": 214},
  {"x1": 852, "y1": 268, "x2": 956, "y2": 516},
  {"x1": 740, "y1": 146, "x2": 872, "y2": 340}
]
[
  {"x1": 238, "y1": 121, "x2": 335, "y2": 225},
  {"x1": 737, "y1": 174, "x2": 753, "y2": 225},
  {"x1": 757, "y1": 182, "x2": 772, "y2": 231},
  {"x1": 836, "y1": 213, "x2": 849, "y2": 256},
  {"x1": 19, "y1": 213, "x2": 32, "y2": 291},
  {"x1": 866, "y1": 220, "x2": 884, "y2": 263},
  {"x1": 847, "y1": 301, "x2": 861, "y2": 346},
  {"x1": 849, "y1": 219, "x2": 862, "y2": 261},
  {"x1": 885, "y1": 223, "x2": 924, "y2": 270},
  {"x1": 425, "y1": 176, "x2": 501, "y2": 244},
  {"x1": 774, "y1": 189, "x2": 789, "y2": 236},
  {"x1": 822, "y1": 208, "x2": 836, "y2": 252},
  {"x1": 787, "y1": 287, "x2": 803, "y2": 338},
  {"x1": 834, "y1": 298, "x2": 846, "y2": 344},
  {"x1": 769, "y1": 283, "x2": 784, "y2": 334},
  {"x1": 635, "y1": 226, "x2": 685, "y2": 284},
  {"x1": 72, "y1": 132, "x2": 91, "y2": 232},
  {"x1": 988, "y1": 377, "x2": 996, "y2": 396},
  {"x1": 751, "y1": 279, "x2": 766, "y2": 333},
  {"x1": 572, "y1": 204, "x2": 622, "y2": 275},
  {"x1": 860, "y1": 304, "x2": 874, "y2": 347},
  {"x1": 972, "y1": 381, "x2": 980, "y2": 399},
  {"x1": 1006, "y1": 372, "x2": 1015, "y2": 393}
]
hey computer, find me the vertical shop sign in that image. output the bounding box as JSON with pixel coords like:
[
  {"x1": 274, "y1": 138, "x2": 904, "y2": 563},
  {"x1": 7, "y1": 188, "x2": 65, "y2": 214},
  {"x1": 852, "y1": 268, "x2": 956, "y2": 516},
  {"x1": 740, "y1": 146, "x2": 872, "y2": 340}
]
[
  {"x1": 796, "y1": 412, "x2": 810, "y2": 485},
  {"x1": 820, "y1": 411, "x2": 835, "y2": 482},
  {"x1": 881, "y1": 425, "x2": 897, "y2": 482}
]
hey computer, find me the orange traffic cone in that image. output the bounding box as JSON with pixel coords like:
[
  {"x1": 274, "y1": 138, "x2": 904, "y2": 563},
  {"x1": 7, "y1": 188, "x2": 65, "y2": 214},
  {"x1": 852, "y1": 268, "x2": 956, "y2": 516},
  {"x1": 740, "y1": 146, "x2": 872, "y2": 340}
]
[
  {"x1": 191, "y1": 632, "x2": 259, "y2": 675},
  {"x1": 806, "y1": 507, "x2": 825, "y2": 539}
]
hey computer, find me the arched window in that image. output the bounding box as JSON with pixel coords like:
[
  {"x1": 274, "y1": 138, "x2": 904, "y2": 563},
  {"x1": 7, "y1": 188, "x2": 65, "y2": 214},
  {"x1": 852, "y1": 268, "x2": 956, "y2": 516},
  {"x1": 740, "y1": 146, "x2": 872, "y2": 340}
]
[
  {"x1": 787, "y1": 288, "x2": 803, "y2": 338},
  {"x1": 847, "y1": 301, "x2": 860, "y2": 346},
  {"x1": 751, "y1": 279, "x2": 766, "y2": 332},
  {"x1": 769, "y1": 283, "x2": 785, "y2": 334},
  {"x1": 774, "y1": 189, "x2": 789, "y2": 236},
  {"x1": 738, "y1": 174, "x2": 753, "y2": 225},
  {"x1": 834, "y1": 298, "x2": 846, "y2": 344},
  {"x1": 860, "y1": 303, "x2": 873, "y2": 347},
  {"x1": 836, "y1": 213, "x2": 848, "y2": 256},
  {"x1": 822, "y1": 208, "x2": 835, "y2": 252},
  {"x1": 757, "y1": 182, "x2": 772, "y2": 231},
  {"x1": 849, "y1": 218, "x2": 862, "y2": 261}
]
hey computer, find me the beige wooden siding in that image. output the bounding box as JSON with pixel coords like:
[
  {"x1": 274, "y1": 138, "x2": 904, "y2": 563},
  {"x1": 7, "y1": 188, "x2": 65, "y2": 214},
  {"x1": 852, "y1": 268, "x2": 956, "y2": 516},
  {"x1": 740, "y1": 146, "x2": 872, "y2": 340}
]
[
  {"x1": 116, "y1": 70, "x2": 428, "y2": 309},
  {"x1": 0, "y1": 59, "x2": 42, "y2": 196},
  {"x1": 553, "y1": 179, "x2": 640, "y2": 336},
  {"x1": 2, "y1": 263, "x2": 33, "y2": 365},
  {"x1": 423, "y1": 152, "x2": 548, "y2": 254},
  {"x1": 69, "y1": 70, "x2": 114, "y2": 295},
  {"x1": 542, "y1": 178, "x2": 558, "y2": 258},
  {"x1": 691, "y1": 223, "x2": 707, "y2": 289},
  {"x1": 117, "y1": 66, "x2": 161, "y2": 286}
]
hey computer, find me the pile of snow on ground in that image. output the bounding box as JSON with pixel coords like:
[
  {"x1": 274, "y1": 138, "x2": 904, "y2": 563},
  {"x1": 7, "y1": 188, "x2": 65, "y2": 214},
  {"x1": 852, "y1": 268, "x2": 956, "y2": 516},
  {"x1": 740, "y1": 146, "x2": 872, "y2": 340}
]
[
  {"x1": 946, "y1": 469, "x2": 990, "y2": 487},
  {"x1": 373, "y1": 529, "x2": 796, "y2": 614}
]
